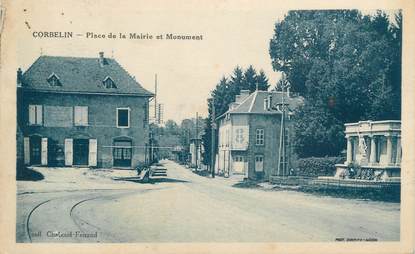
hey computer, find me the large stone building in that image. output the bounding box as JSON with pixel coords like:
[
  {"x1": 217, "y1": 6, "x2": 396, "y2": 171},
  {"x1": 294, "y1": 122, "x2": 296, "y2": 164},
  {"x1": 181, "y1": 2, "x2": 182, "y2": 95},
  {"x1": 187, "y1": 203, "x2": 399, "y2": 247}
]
[
  {"x1": 215, "y1": 90, "x2": 302, "y2": 180},
  {"x1": 16, "y1": 52, "x2": 153, "y2": 169}
]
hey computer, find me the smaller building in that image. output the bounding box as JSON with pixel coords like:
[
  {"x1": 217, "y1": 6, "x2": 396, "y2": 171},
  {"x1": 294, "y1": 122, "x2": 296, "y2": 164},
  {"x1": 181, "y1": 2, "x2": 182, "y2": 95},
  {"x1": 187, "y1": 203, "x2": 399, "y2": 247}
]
[
  {"x1": 189, "y1": 138, "x2": 202, "y2": 169},
  {"x1": 334, "y1": 120, "x2": 401, "y2": 181},
  {"x1": 215, "y1": 89, "x2": 302, "y2": 180}
]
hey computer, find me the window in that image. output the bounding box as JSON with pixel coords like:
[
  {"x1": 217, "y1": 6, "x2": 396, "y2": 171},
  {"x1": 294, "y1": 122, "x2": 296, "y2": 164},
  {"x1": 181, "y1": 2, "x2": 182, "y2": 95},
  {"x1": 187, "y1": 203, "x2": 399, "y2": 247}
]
[
  {"x1": 235, "y1": 128, "x2": 245, "y2": 144},
  {"x1": 117, "y1": 108, "x2": 130, "y2": 128},
  {"x1": 47, "y1": 73, "x2": 61, "y2": 86},
  {"x1": 103, "y1": 76, "x2": 117, "y2": 89},
  {"x1": 74, "y1": 106, "x2": 88, "y2": 126},
  {"x1": 234, "y1": 156, "x2": 244, "y2": 162},
  {"x1": 29, "y1": 105, "x2": 42, "y2": 125},
  {"x1": 256, "y1": 129, "x2": 264, "y2": 145}
]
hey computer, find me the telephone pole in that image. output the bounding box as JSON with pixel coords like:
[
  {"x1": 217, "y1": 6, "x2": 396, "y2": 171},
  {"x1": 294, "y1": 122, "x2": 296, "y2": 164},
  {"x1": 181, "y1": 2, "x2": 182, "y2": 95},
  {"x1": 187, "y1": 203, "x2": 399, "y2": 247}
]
[
  {"x1": 195, "y1": 112, "x2": 199, "y2": 170},
  {"x1": 154, "y1": 74, "x2": 158, "y2": 123},
  {"x1": 211, "y1": 100, "x2": 216, "y2": 178},
  {"x1": 276, "y1": 81, "x2": 290, "y2": 177}
]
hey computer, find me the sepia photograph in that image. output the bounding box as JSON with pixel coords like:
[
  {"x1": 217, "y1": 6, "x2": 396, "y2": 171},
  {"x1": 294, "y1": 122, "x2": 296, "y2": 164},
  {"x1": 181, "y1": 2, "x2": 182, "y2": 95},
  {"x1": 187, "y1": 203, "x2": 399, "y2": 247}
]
[{"x1": 0, "y1": 0, "x2": 414, "y2": 253}]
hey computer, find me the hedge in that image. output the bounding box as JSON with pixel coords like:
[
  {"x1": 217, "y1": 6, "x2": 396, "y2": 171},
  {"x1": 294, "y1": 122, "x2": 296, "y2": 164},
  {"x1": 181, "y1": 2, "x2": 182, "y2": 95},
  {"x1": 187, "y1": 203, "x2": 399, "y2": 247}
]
[{"x1": 296, "y1": 157, "x2": 344, "y2": 177}]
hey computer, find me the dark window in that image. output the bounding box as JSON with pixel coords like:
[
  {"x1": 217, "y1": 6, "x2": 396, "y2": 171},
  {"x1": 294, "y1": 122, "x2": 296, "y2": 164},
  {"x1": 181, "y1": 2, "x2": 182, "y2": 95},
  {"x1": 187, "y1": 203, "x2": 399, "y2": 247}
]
[
  {"x1": 117, "y1": 108, "x2": 130, "y2": 127},
  {"x1": 103, "y1": 77, "x2": 117, "y2": 88},
  {"x1": 47, "y1": 74, "x2": 61, "y2": 86}
]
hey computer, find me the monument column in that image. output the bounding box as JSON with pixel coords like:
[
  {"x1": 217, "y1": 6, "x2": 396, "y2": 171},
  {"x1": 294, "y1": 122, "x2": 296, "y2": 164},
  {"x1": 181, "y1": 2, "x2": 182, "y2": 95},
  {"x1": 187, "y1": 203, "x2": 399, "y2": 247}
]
[
  {"x1": 369, "y1": 135, "x2": 377, "y2": 165},
  {"x1": 346, "y1": 135, "x2": 352, "y2": 164},
  {"x1": 396, "y1": 135, "x2": 401, "y2": 165},
  {"x1": 386, "y1": 134, "x2": 393, "y2": 165}
]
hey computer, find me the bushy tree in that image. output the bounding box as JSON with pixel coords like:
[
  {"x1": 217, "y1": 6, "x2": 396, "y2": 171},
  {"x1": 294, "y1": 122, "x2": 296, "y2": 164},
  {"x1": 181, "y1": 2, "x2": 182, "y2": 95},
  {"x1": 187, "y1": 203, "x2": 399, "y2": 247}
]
[{"x1": 269, "y1": 10, "x2": 402, "y2": 157}]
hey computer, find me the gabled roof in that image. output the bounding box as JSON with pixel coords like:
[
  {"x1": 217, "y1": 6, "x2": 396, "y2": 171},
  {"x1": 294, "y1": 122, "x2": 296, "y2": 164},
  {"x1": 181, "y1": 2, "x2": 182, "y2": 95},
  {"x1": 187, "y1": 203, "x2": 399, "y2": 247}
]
[
  {"x1": 217, "y1": 90, "x2": 303, "y2": 120},
  {"x1": 20, "y1": 55, "x2": 153, "y2": 96}
]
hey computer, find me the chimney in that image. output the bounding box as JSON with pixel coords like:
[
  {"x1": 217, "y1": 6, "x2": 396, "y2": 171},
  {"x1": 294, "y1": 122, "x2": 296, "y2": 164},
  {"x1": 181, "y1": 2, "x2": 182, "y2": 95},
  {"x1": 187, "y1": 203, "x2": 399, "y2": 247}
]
[
  {"x1": 17, "y1": 68, "x2": 23, "y2": 85},
  {"x1": 99, "y1": 51, "x2": 105, "y2": 67}
]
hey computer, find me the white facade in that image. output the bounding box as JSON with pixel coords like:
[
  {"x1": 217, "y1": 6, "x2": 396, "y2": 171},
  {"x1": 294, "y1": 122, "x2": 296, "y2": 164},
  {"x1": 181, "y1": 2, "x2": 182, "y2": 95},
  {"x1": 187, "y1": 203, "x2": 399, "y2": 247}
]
[{"x1": 334, "y1": 120, "x2": 401, "y2": 181}]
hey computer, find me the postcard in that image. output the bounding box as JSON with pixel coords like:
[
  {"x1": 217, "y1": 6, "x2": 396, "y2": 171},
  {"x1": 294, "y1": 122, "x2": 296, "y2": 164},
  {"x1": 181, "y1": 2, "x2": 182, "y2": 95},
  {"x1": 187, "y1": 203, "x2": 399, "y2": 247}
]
[{"x1": 0, "y1": 0, "x2": 414, "y2": 253}]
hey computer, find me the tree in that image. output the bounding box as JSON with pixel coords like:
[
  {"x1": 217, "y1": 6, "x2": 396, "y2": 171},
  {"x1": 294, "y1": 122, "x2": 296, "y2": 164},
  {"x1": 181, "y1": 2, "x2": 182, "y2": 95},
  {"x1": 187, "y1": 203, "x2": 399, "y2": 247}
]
[
  {"x1": 269, "y1": 10, "x2": 402, "y2": 157},
  {"x1": 164, "y1": 120, "x2": 179, "y2": 135},
  {"x1": 256, "y1": 69, "x2": 269, "y2": 91}
]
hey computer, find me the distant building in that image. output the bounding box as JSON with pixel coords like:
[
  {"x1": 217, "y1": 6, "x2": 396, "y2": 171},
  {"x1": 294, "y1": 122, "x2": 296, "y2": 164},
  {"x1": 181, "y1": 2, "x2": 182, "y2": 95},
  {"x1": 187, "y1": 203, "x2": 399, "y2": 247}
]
[
  {"x1": 334, "y1": 120, "x2": 401, "y2": 181},
  {"x1": 189, "y1": 138, "x2": 202, "y2": 168},
  {"x1": 16, "y1": 52, "x2": 153, "y2": 169},
  {"x1": 215, "y1": 90, "x2": 302, "y2": 180}
]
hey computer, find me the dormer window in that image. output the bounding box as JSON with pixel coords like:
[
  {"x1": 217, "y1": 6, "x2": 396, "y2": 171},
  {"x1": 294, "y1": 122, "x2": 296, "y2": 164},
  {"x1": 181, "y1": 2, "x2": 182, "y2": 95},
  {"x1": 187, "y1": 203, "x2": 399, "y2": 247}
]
[
  {"x1": 103, "y1": 76, "x2": 116, "y2": 89},
  {"x1": 47, "y1": 73, "x2": 61, "y2": 86}
]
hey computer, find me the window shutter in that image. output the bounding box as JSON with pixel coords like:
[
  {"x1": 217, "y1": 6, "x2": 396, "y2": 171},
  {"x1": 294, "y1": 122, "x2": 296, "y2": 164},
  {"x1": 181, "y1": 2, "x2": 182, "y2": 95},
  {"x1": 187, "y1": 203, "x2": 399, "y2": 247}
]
[
  {"x1": 74, "y1": 106, "x2": 88, "y2": 126},
  {"x1": 36, "y1": 105, "x2": 43, "y2": 125},
  {"x1": 88, "y1": 139, "x2": 97, "y2": 167},
  {"x1": 82, "y1": 107, "x2": 88, "y2": 125},
  {"x1": 41, "y1": 138, "x2": 48, "y2": 165},
  {"x1": 29, "y1": 105, "x2": 35, "y2": 124},
  {"x1": 74, "y1": 106, "x2": 81, "y2": 125},
  {"x1": 64, "y1": 138, "x2": 73, "y2": 166},
  {"x1": 24, "y1": 137, "x2": 30, "y2": 165}
]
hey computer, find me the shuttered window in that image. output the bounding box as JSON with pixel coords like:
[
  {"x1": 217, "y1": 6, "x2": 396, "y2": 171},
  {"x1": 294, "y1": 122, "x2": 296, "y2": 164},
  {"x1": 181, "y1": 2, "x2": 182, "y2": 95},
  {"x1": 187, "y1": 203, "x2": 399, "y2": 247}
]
[
  {"x1": 74, "y1": 106, "x2": 88, "y2": 126},
  {"x1": 28, "y1": 105, "x2": 43, "y2": 125}
]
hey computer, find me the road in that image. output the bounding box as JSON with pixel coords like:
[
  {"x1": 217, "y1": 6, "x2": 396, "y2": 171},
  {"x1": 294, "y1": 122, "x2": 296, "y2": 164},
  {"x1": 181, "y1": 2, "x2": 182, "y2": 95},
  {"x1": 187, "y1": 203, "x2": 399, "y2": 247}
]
[{"x1": 16, "y1": 160, "x2": 400, "y2": 242}]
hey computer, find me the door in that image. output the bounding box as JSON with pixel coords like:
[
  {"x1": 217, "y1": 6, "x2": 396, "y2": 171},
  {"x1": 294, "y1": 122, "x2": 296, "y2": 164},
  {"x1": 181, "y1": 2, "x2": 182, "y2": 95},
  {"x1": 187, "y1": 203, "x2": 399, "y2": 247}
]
[
  {"x1": 30, "y1": 136, "x2": 41, "y2": 165},
  {"x1": 73, "y1": 139, "x2": 89, "y2": 165},
  {"x1": 113, "y1": 140, "x2": 132, "y2": 167},
  {"x1": 255, "y1": 155, "x2": 264, "y2": 172},
  {"x1": 233, "y1": 155, "x2": 245, "y2": 174}
]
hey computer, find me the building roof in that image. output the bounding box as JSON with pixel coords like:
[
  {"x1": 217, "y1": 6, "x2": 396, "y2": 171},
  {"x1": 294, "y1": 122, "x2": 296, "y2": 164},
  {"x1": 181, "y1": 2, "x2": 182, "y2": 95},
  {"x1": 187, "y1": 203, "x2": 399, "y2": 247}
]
[
  {"x1": 217, "y1": 90, "x2": 303, "y2": 120},
  {"x1": 19, "y1": 55, "x2": 153, "y2": 96}
]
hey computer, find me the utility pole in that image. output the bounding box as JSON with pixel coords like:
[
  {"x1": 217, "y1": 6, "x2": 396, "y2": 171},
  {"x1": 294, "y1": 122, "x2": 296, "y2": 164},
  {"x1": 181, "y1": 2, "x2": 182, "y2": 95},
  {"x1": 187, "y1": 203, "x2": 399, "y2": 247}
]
[
  {"x1": 195, "y1": 112, "x2": 199, "y2": 170},
  {"x1": 149, "y1": 131, "x2": 153, "y2": 164},
  {"x1": 211, "y1": 100, "x2": 216, "y2": 178},
  {"x1": 154, "y1": 74, "x2": 158, "y2": 124},
  {"x1": 276, "y1": 81, "x2": 290, "y2": 177}
]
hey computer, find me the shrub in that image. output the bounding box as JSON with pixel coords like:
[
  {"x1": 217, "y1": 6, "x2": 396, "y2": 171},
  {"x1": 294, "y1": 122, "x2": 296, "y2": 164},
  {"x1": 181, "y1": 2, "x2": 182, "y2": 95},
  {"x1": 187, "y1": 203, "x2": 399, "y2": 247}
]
[{"x1": 296, "y1": 157, "x2": 344, "y2": 177}]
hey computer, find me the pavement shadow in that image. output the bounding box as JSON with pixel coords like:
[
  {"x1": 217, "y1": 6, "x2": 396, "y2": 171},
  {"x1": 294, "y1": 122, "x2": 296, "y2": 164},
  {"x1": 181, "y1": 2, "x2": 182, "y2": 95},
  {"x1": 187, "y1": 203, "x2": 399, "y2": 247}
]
[
  {"x1": 149, "y1": 178, "x2": 189, "y2": 184},
  {"x1": 113, "y1": 177, "x2": 189, "y2": 184},
  {"x1": 16, "y1": 167, "x2": 44, "y2": 181},
  {"x1": 232, "y1": 180, "x2": 261, "y2": 189}
]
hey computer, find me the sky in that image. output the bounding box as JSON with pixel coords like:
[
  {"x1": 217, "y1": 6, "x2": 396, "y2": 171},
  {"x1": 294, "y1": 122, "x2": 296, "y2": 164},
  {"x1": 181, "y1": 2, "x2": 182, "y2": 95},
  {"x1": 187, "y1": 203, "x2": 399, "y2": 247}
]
[{"x1": 11, "y1": 1, "x2": 399, "y2": 123}]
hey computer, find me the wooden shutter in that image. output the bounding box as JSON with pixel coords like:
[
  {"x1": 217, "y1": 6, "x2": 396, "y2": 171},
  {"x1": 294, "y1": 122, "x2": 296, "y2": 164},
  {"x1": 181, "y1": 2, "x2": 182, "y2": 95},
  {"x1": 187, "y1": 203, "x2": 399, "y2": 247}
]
[
  {"x1": 36, "y1": 105, "x2": 43, "y2": 125},
  {"x1": 74, "y1": 106, "x2": 81, "y2": 125},
  {"x1": 88, "y1": 139, "x2": 97, "y2": 167},
  {"x1": 64, "y1": 138, "x2": 73, "y2": 166},
  {"x1": 23, "y1": 137, "x2": 30, "y2": 165},
  {"x1": 29, "y1": 105, "x2": 35, "y2": 124},
  {"x1": 74, "y1": 106, "x2": 88, "y2": 126},
  {"x1": 82, "y1": 107, "x2": 88, "y2": 125},
  {"x1": 41, "y1": 138, "x2": 48, "y2": 165}
]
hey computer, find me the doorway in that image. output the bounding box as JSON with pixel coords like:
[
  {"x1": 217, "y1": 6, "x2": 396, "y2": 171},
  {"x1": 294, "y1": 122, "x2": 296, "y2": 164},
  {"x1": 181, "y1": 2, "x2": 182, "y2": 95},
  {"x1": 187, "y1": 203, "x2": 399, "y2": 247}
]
[
  {"x1": 73, "y1": 139, "x2": 89, "y2": 165},
  {"x1": 113, "y1": 140, "x2": 132, "y2": 167},
  {"x1": 30, "y1": 136, "x2": 41, "y2": 165},
  {"x1": 255, "y1": 155, "x2": 264, "y2": 172}
]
